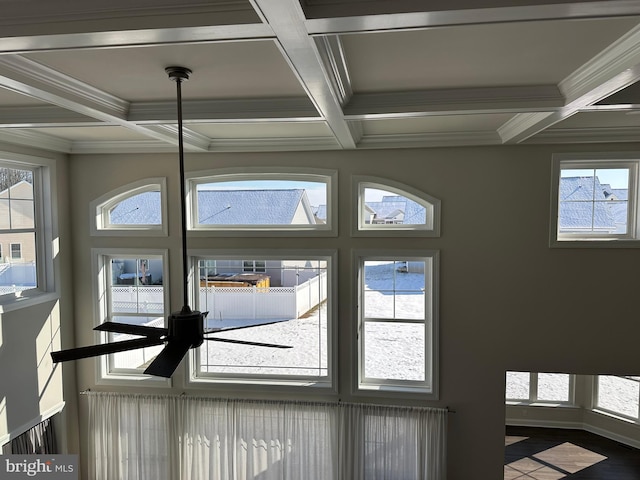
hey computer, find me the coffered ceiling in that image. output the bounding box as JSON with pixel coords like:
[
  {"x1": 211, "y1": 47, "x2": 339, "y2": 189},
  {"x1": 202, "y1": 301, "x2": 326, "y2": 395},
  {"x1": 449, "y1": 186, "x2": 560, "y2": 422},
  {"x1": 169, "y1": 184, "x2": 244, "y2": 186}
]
[{"x1": 1, "y1": 0, "x2": 640, "y2": 153}]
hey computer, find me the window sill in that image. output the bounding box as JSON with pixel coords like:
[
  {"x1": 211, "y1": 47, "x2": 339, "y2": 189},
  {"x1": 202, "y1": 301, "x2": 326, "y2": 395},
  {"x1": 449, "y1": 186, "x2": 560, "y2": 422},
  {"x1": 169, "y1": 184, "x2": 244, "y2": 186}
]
[
  {"x1": 0, "y1": 290, "x2": 59, "y2": 313},
  {"x1": 591, "y1": 408, "x2": 639, "y2": 425},
  {"x1": 506, "y1": 401, "x2": 578, "y2": 408},
  {"x1": 357, "y1": 383, "x2": 437, "y2": 398},
  {"x1": 550, "y1": 239, "x2": 640, "y2": 248},
  {"x1": 189, "y1": 375, "x2": 334, "y2": 391}
]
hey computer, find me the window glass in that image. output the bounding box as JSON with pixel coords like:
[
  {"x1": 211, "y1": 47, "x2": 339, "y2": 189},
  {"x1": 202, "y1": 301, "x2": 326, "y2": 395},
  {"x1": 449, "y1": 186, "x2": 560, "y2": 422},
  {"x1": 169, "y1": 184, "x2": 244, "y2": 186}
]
[
  {"x1": 505, "y1": 371, "x2": 530, "y2": 400},
  {"x1": 505, "y1": 371, "x2": 572, "y2": 403},
  {"x1": 0, "y1": 166, "x2": 37, "y2": 297},
  {"x1": 357, "y1": 253, "x2": 437, "y2": 394},
  {"x1": 596, "y1": 375, "x2": 640, "y2": 420},
  {"x1": 354, "y1": 176, "x2": 440, "y2": 236},
  {"x1": 537, "y1": 373, "x2": 570, "y2": 402},
  {"x1": 92, "y1": 178, "x2": 167, "y2": 235},
  {"x1": 99, "y1": 255, "x2": 166, "y2": 375},
  {"x1": 194, "y1": 255, "x2": 330, "y2": 384},
  {"x1": 191, "y1": 172, "x2": 334, "y2": 232},
  {"x1": 108, "y1": 191, "x2": 162, "y2": 226},
  {"x1": 559, "y1": 167, "x2": 630, "y2": 236}
]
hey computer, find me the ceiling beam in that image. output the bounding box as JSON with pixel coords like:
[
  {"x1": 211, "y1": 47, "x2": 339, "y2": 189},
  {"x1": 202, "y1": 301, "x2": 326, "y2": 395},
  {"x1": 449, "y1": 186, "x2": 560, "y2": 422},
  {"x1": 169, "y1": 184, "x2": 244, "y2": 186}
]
[
  {"x1": 252, "y1": 0, "x2": 357, "y2": 149},
  {"x1": 499, "y1": 22, "x2": 640, "y2": 143}
]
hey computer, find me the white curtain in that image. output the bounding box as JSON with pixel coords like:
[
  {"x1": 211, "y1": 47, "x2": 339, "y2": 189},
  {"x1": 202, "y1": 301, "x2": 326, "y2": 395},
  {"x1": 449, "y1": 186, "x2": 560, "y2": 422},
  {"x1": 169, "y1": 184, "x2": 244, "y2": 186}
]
[{"x1": 88, "y1": 393, "x2": 447, "y2": 480}]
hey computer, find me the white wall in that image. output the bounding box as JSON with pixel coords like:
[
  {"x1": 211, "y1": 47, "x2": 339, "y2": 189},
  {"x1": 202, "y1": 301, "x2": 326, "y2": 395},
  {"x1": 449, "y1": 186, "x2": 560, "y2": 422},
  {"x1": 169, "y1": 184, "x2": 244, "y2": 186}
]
[{"x1": 67, "y1": 144, "x2": 640, "y2": 480}]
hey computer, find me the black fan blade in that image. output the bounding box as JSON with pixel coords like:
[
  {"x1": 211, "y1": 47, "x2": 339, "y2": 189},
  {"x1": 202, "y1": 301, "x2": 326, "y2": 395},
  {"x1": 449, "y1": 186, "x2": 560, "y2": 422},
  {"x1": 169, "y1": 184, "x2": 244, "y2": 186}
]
[
  {"x1": 94, "y1": 321, "x2": 168, "y2": 337},
  {"x1": 143, "y1": 340, "x2": 192, "y2": 378},
  {"x1": 51, "y1": 337, "x2": 165, "y2": 363},
  {"x1": 204, "y1": 337, "x2": 292, "y2": 349},
  {"x1": 204, "y1": 319, "x2": 287, "y2": 334}
]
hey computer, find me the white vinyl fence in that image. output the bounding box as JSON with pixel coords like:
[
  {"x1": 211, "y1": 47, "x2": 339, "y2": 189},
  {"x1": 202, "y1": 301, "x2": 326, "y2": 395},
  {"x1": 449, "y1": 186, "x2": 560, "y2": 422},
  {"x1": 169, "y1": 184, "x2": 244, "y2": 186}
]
[
  {"x1": 200, "y1": 271, "x2": 327, "y2": 321},
  {"x1": 107, "y1": 274, "x2": 327, "y2": 370}
]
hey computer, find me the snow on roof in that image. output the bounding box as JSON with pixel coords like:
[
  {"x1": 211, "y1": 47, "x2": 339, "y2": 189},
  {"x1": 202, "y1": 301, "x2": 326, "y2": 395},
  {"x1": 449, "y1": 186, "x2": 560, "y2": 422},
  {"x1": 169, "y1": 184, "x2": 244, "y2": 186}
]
[
  {"x1": 558, "y1": 176, "x2": 625, "y2": 231},
  {"x1": 197, "y1": 189, "x2": 306, "y2": 224},
  {"x1": 108, "y1": 191, "x2": 161, "y2": 224}
]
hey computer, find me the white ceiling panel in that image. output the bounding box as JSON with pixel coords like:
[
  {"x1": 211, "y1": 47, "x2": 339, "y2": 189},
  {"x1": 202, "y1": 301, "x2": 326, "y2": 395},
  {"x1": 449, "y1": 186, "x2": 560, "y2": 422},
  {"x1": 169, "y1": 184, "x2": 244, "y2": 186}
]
[
  {"x1": 25, "y1": 41, "x2": 306, "y2": 102},
  {"x1": 342, "y1": 17, "x2": 640, "y2": 91},
  {"x1": 0, "y1": 0, "x2": 638, "y2": 151}
]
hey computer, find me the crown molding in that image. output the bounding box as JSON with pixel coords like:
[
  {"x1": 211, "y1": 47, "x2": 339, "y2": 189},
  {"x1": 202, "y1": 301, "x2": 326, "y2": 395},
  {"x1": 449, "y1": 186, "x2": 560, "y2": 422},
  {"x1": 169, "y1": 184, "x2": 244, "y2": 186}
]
[
  {"x1": 128, "y1": 97, "x2": 320, "y2": 123},
  {"x1": 71, "y1": 139, "x2": 177, "y2": 154},
  {"x1": 358, "y1": 131, "x2": 501, "y2": 149},
  {"x1": 497, "y1": 111, "x2": 557, "y2": 143},
  {"x1": 560, "y1": 24, "x2": 640, "y2": 105},
  {"x1": 145, "y1": 125, "x2": 210, "y2": 151},
  {"x1": 524, "y1": 126, "x2": 640, "y2": 144},
  {"x1": 345, "y1": 85, "x2": 564, "y2": 118},
  {"x1": 0, "y1": 128, "x2": 72, "y2": 152},
  {"x1": 0, "y1": 105, "x2": 108, "y2": 127},
  {"x1": 209, "y1": 136, "x2": 340, "y2": 152}
]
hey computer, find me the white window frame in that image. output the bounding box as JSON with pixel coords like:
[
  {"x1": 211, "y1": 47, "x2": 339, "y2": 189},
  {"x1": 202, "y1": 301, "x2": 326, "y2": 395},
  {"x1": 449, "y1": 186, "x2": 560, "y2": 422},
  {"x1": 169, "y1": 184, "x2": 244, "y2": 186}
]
[
  {"x1": 551, "y1": 153, "x2": 640, "y2": 247},
  {"x1": 188, "y1": 249, "x2": 337, "y2": 391},
  {"x1": 187, "y1": 167, "x2": 337, "y2": 237},
  {"x1": 354, "y1": 250, "x2": 439, "y2": 398},
  {"x1": 505, "y1": 371, "x2": 575, "y2": 405},
  {"x1": 593, "y1": 375, "x2": 640, "y2": 423},
  {"x1": 90, "y1": 177, "x2": 168, "y2": 237},
  {"x1": 93, "y1": 248, "x2": 171, "y2": 386},
  {"x1": 0, "y1": 154, "x2": 58, "y2": 312},
  {"x1": 352, "y1": 175, "x2": 441, "y2": 237}
]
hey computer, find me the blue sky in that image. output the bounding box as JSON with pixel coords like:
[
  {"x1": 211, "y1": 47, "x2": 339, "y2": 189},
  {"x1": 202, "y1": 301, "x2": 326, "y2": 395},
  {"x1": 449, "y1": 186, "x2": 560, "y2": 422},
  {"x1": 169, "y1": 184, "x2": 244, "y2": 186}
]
[{"x1": 561, "y1": 168, "x2": 629, "y2": 188}]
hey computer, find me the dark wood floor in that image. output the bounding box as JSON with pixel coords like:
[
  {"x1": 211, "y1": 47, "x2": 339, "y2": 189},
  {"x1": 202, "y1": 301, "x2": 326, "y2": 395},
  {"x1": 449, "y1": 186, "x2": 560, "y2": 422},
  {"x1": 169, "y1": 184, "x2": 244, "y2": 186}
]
[{"x1": 505, "y1": 426, "x2": 640, "y2": 480}]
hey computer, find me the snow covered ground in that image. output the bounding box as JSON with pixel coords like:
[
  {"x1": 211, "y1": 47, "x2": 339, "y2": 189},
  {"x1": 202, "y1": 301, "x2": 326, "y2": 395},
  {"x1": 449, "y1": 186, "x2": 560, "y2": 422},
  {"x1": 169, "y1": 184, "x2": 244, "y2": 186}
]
[{"x1": 199, "y1": 260, "x2": 427, "y2": 381}]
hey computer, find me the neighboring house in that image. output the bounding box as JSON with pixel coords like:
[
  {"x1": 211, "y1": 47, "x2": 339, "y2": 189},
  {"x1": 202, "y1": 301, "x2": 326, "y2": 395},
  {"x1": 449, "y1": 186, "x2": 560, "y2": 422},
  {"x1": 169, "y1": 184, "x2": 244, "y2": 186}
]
[
  {"x1": 559, "y1": 176, "x2": 628, "y2": 234},
  {"x1": 197, "y1": 189, "x2": 317, "y2": 225},
  {"x1": 0, "y1": 180, "x2": 36, "y2": 264},
  {"x1": 318, "y1": 194, "x2": 427, "y2": 225}
]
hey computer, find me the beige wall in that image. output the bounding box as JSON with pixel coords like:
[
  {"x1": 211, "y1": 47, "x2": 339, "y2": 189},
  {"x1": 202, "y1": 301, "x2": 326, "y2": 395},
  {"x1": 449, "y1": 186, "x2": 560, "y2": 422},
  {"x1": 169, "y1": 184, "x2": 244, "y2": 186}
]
[
  {"x1": 0, "y1": 147, "x2": 77, "y2": 455},
  {"x1": 67, "y1": 144, "x2": 640, "y2": 480}
]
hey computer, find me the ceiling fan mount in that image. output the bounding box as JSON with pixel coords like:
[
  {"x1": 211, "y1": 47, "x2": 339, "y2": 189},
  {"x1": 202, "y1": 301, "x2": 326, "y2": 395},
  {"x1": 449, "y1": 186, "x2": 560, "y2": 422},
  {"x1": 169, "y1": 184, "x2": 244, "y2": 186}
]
[{"x1": 50, "y1": 66, "x2": 291, "y2": 378}]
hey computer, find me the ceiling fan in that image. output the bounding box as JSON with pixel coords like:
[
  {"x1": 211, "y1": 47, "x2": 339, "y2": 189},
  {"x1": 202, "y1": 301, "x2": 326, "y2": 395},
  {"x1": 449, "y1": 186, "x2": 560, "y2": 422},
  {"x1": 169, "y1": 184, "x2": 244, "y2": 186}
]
[{"x1": 51, "y1": 67, "x2": 292, "y2": 378}]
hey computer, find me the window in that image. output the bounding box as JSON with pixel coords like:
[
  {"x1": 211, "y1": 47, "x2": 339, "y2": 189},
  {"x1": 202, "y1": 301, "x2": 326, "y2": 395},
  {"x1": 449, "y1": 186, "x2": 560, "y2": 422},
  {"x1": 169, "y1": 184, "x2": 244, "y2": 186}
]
[
  {"x1": 0, "y1": 159, "x2": 56, "y2": 306},
  {"x1": 91, "y1": 178, "x2": 167, "y2": 236},
  {"x1": 506, "y1": 371, "x2": 574, "y2": 404},
  {"x1": 242, "y1": 260, "x2": 266, "y2": 273},
  {"x1": 551, "y1": 153, "x2": 640, "y2": 245},
  {"x1": 353, "y1": 176, "x2": 440, "y2": 236},
  {"x1": 10, "y1": 243, "x2": 21, "y2": 259},
  {"x1": 191, "y1": 251, "x2": 333, "y2": 387},
  {"x1": 95, "y1": 251, "x2": 169, "y2": 383},
  {"x1": 594, "y1": 375, "x2": 640, "y2": 421},
  {"x1": 355, "y1": 251, "x2": 438, "y2": 395},
  {"x1": 188, "y1": 168, "x2": 336, "y2": 235}
]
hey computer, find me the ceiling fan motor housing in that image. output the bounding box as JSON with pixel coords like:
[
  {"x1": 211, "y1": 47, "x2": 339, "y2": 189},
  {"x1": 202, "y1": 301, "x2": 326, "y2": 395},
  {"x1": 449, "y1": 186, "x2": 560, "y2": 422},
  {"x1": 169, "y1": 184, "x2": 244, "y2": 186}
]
[{"x1": 169, "y1": 310, "x2": 205, "y2": 348}]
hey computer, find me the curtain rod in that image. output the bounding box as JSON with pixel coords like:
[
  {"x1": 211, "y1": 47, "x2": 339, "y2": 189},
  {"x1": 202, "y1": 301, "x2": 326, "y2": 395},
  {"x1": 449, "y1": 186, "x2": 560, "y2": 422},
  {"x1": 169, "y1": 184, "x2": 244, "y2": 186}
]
[{"x1": 79, "y1": 389, "x2": 455, "y2": 412}]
